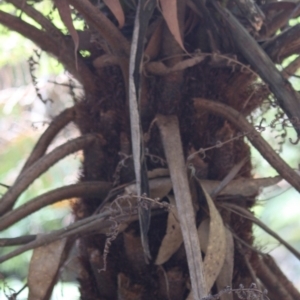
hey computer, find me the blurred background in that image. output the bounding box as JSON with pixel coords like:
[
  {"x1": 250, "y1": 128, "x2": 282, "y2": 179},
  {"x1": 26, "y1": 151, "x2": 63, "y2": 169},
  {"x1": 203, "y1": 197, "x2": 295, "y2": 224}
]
[
  {"x1": 0, "y1": 12, "x2": 82, "y2": 297},
  {"x1": 0, "y1": 3, "x2": 299, "y2": 299}
]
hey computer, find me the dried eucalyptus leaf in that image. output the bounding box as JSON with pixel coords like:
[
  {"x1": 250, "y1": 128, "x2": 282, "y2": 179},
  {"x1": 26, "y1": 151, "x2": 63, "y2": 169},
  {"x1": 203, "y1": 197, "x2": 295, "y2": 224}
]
[
  {"x1": 200, "y1": 185, "x2": 227, "y2": 292},
  {"x1": 155, "y1": 195, "x2": 183, "y2": 265}
]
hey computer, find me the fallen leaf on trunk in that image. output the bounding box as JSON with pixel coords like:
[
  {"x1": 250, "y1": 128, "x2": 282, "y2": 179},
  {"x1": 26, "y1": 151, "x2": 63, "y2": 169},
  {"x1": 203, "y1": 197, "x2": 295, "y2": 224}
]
[
  {"x1": 187, "y1": 185, "x2": 227, "y2": 300},
  {"x1": 28, "y1": 237, "x2": 67, "y2": 300},
  {"x1": 201, "y1": 185, "x2": 226, "y2": 291},
  {"x1": 155, "y1": 195, "x2": 183, "y2": 265}
]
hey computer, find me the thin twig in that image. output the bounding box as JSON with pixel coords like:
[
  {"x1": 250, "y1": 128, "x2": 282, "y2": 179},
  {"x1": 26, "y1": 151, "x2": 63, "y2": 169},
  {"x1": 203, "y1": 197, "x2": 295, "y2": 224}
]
[
  {"x1": 0, "y1": 8, "x2": 96, "y2": 93},
  {"x1": 193, "y1": 98, "x2": 300, "y2": 193},
  {"x1": 212, "y1": 176, "x2": 281, "y2": 198},
  {"x1": 0, "y1": 209, "x2": 163, "y2": 264},
  {"x1": 0, "y1": 134, "x2": 100, "y2": 216},
  {"x1": 0, "y1": 183, "x2": 10, "y2": 189},
  {"x1": 19, "y1": 107, "x2": 76, "y2": 175},
  {"x1": 128, "y1": 0, "x2": 156, "y2": 261},
  {"x1": 0, "y1": 9, "x2": 58, "y2": 57},
  {"x1": 0, "y1": 213, "x2": 110, "y2": 263},
  {"x1": 0, "y1": 181, "x2": 112, "y2": 231},
  {"x1": 236, "y1": 242, "x2": 262, "y2": 290},
  {"x1": 0, "y1": 235, "x2": 36, "y2": 247},
  {"x1": 230, "y1": 229, "x2": 264, "y2": 255},
  {"x1": 7, "y1": 0, "x2": 62, "y2": 39}
]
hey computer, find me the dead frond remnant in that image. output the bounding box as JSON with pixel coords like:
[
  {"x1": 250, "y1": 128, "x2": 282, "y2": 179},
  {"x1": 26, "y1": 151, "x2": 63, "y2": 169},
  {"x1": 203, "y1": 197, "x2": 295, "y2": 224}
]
[{"x1": 1, "y1": 0, "x2": 300, "y2": 299}]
